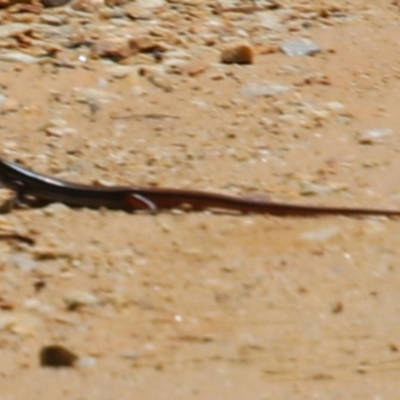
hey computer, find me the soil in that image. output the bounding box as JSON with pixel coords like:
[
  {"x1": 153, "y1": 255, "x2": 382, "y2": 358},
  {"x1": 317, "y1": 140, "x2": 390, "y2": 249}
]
[{"x1": 1, "y1": 0, "x2": 400, "y2": 398}]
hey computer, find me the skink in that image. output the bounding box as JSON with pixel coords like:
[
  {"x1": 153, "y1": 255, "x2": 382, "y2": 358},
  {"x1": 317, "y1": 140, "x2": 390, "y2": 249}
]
[{"x1": 0, "y1": 156, "x2": 400, "y2": 217}]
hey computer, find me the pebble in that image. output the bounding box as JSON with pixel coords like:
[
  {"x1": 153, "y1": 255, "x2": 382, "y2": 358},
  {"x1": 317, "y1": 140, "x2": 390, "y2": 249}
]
[
  {"x1": 0, "y1": 93, "x2": 6, "y2": 107},
  {"x1": 41, "y1": 0, "x2": 73, "y2": 7},
  {"x1": 123, "y1": 3, "x2": 152, "y2": 19},
  {"x1": 185, "y1": 61, "x2": 209, "y2": 77},
  {"x1": 90, "y1": 38, "x2": 138, "y2": 61},
  {"x1": 40, "y1": 345, "x2": 78, "y2": 367},
  {"x1": 75, "y1": 87, "x2": 122, "y2": 105},
  {"x1": 44, "y1": 118, "x2": 77, "y2": 137},
  {"x1": 136, "y1": 0, "x2": 165, "y2": 8},
  {"x1": 358, "y1": 128, "x2": 392, "y2": 145},
  {"x1": 45, "y1": 126, "x2": 77, "y2": 137},
  {"x1": 0, "y1": 312, "x2": 19, "y2": 331},
  {"x1": 63, "y1": 290, "x2": 102, "y2": 310},
  {"x1": 10, "y1": 252, "x2": 38, "y2": 272},
  {"x1": 0, "y1": 97, "x2": 19, "y2": 114},
  {"x1": 45, "y1": 118, "x2": 68, "y2": 128},
  {"x1": 300, "y1": 226, "x2": 341, "y2": 242},
  {"x1": 298, "y1": 181, "x2": 337, "y2": 196},
  {"x1": 163, "y1": 49, "x2": 192, "y2": 61},
  {"x1": 146, "y1": 70, "x2": 174, "y2": 92},
  {"x1": 239, "y1": 82, "x2": 292, "y2": 97},
  {"x1": 0, "y1": 51, "x2": 39, "y2": 64},
  {"x1": 258, "y1": 11, "x2": 285, "y2": 30},
  {"x1": 39, "y1": 14, "x2": 67, "y2": 26},
  {"x1": 163, "y1": 58, "x2": 190, "y2": 74},
  {"x1": 24, "y1": 298, "x2": 54, "y2": 313},
  {"x1": 106, "y1": 65, "x2": 139, "y2": 79},
  {"x1": 0, "y1": 311, "x2": 40, "y2": 334},
  {"x1": 280, "y1": 38, "x2": 321, "y2": 56},
  {"x1": 0, "y1": 23, "x2": 31, "y2": 39},
  {"x1": 129, "y1": 35, "x2": 167, "y2": 53},
  {"x1": 76, "y1": 356, "x2": 98, "y2": 368},
  {"x1": 0, "y1": 216, "x2": 15, "y2": 231},
  {"x1": 220, "y1": 42, "x2": 254, "y2": 64}
]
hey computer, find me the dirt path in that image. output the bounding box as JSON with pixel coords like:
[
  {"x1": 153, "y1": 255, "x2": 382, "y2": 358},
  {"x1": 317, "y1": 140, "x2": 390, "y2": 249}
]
[{"x1": 1, "y1": 0, "x2": 400, "y2": 398}]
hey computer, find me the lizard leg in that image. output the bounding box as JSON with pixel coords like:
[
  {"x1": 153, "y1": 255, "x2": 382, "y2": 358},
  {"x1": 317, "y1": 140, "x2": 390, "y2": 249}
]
[
  {"x1": 7, "y1": 180, "x2": 29, "y2": 208},
  {"x1": 10, "y1": 180, "x2": 50, "y2": 208}
]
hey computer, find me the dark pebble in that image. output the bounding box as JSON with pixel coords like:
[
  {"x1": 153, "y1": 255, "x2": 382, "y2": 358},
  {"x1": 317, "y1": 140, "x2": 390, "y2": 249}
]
[
  {"x1": 40, "y1": 345, "x2": 78, "y2": 367},
  {"x1": 41, "y1": 0, "x2": 72, "y2": 8}
]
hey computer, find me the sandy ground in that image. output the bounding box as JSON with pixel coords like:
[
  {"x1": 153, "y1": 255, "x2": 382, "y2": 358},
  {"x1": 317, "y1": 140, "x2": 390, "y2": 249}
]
[{"x1": 1, "y1": 0, "x2": 400, "y2": 398}]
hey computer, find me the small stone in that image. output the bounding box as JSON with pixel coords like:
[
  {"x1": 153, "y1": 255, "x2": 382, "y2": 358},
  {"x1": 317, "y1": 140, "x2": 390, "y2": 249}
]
[
  {"x1": 0, "y1": 51, "x2": 39, "y2": 64},
  {"x1": 0, "y1": 93, "x2": 7, "y2": 107},
  {"x1": 0, "y1": 24, "x2": 31, "y2": 39},
  {"x1": 70, "y1": 0, "x2": 99, "y2": 12},
  {"x1": 145, "y1": 70, "x2": 174, "y2": 92},
  {"x1": 0, "y1": 312, "x2": 18, "y2": 331},
  {"x1": 163, "y1": 49, "x2": 192, "y2": 61},
  {"x1": 39, "y1": 14, "x2": 66, "y2": 26},
  {"x1": 10, "y1": 253, "x2": 38, "y2": 272},
  {"x1": 300, "y1": 226, "x2": 341, "y2": 242},
  {"x1": 128, "y1": 36, "x2": 167, "y2": 53},
  {"x1": 0, "y1": 311, "x2": 39, "y2": 335},
  {"x1": 63, "y1": 290, "x2": 102, "y2": 310},
  {"x1": 326, "y1": 101, "x2": 344, "y2": 111},
  {"x1": 136, "y1": 0, "x2": 165, "y2": 8},
  {"x1": 358, "y1": 128, "x2": 392, "y2": 145},
  {"x1": 107, "y1": 65, "x2": 138, "y2": 79},
  {"x1": 76, "y1": 356, "x2": 98, "y2": 368},
  {"x1": 298, "y1": 181, "x2": 336, "y2": 196},
  {"x1": 10, "y1": 3, "x2": 42, "y2": 13},
  {"x1": 90, "y1": 39, "x2": 138, "y2": 62},
  {"x1": 239, "y1": 82, "x2": 292, "y2": 97},
  {"x1": 123, "y1": 3, "x2": 152, "y2": 19},
  {"x1": 163, "y1": 58, "x2": 190, "y2": 74},
  {"x1": 46, "y1": 118, "x2": 68, "y2": 128},
  {"x1": 331, "y1": 301, "x2": 343, "y2": 314},
  {"x1": 42, "y1": 118, "x2": 76, "y2": 137},
  {"x1": 0, "y1": 216, "x2": 16, "y2": 232},
  {"x1": 298, "y1": 73, "x2": 331, "y2": 86},
  {"x1": 280, "y1": 38, "x2": 321, "y2": 57},
  {"x1": 0, "y1": 97, "x2": 19, "y2": 114},
  {"x1": 120, "y1": 350, "x2": 140, "y2": 359},
  {"x1": 45, "y1": 127, "x2": 77, "y2": 137},
  {"x1": 41, "y1": 0, "x2": 72, "y2": 7},
  {"x1": 255, "y1": 44, "x2": 280, "y2": 55},
  {"x1": 40, "y1": 345, "x2": 78, "y2": 367},
  {"x1": 106, "y1": 0, "x2": 130, "y2": 6},
  {"x1": 40, "y1": 203, "x2": 70, "y2": 216},
  {"x1": 185, "y1": 61, "x2": 209, "y2": 77},
  {"x1": 75, "y1": 87, "x2": 121, "y2": 105},
  {"x1": 220, "y1": 42, "x2": 253, "y2": 65},
  {"x1": 258, "y1": 11, "x2": 284, "y2": 30}
]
